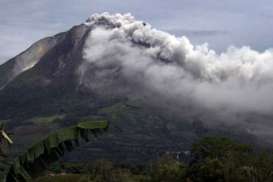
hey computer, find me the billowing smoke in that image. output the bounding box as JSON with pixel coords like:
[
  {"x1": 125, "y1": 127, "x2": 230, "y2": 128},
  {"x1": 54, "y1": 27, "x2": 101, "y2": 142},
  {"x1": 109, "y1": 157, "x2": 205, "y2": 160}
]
[{"x1": 79, "y1": 13, "x2": 273, "y2": 137}]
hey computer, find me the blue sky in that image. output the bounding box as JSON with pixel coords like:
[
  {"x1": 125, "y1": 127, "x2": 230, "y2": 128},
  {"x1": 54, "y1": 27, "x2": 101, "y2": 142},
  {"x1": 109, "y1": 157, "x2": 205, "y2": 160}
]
[{"x1": 1, "y1": 0, "x2": 273, "y2": 64}]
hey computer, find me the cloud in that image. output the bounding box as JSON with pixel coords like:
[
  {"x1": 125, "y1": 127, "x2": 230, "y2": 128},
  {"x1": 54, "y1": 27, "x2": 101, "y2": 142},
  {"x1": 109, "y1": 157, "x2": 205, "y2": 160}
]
[
  {"x1": 79, "y1": 13, "x2": 273, "y2": 138},
  {"x1": 165, "y1": 29, "x2": 228, "y2": 37}
]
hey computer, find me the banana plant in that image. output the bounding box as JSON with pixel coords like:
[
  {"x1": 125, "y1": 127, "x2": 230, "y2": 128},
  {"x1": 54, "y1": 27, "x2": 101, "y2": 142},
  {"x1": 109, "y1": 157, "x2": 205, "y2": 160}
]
[{"x1": 0, "y1": 120, "x2": 108, "y2": 182}]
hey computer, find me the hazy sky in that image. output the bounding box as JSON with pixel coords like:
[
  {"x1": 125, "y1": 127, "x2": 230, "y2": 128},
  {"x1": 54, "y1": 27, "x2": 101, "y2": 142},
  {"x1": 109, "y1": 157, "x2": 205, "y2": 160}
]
[{"x1": 0, "y1": 0, "x2": 273, "y2": 64}]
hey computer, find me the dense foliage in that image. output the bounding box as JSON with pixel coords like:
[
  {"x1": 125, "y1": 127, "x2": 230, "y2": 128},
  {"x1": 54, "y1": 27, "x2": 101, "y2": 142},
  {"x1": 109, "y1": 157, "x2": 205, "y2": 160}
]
[
  {"x1": 1, "y1": 120, "x2": 108, "y2": 182},
  {"x1": 35, "y1": 137, "x2": 273, "y2": 182}
]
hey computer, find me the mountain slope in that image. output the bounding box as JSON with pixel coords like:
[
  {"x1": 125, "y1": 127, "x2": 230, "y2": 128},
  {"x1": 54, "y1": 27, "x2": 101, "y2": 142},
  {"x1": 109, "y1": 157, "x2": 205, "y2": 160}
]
[
  {"x1": 0, "y1": 24, "x2": 92, "y2": 119},
  {"x1": 0, "y1": 33, "x2": 66, "y2": 89}
]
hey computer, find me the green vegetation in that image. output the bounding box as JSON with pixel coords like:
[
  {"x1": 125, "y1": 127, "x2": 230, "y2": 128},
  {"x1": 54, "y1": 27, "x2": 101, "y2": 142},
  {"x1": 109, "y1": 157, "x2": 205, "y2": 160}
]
[
  {"x1": 187, "y1": 137, "x2": 273, "y2": 182},
  {"x1": 36, "y1": 160, "x2": 149, "y2": 182},
  {"x1": 149, "y1": 155, "x2": 187, "y2": 182},
  {"x1": 33, "y1": 137, "x2": 273, "y2": 182},
  {"x1": 77, "y1": 120, "x2": 108, "y2": 130},
  {"x1": 98, "y1": 103, "x2": 130, "y2": 121},
  {"x1": 2, "y1": 120, "x2": 273, "y2": 182},
  {"x1": 35, "y1": 174, "x2": 90, "y2": 182},
  {"x1": 2, "y1": 120, "x2": 108, "y2": 182}
]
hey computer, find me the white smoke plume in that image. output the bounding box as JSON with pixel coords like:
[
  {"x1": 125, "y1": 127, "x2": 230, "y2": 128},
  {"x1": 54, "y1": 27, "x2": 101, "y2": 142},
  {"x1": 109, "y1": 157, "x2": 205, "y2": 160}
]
[{"x1": 80, "y1": 13, "x2": 273, "y2": 136}]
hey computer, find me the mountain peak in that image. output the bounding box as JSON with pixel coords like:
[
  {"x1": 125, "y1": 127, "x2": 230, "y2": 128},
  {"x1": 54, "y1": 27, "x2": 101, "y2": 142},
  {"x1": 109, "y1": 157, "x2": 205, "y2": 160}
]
[
  {"x1": 0, "y1": 24, "x2": 91, "y2": 89},
  {"x1": 85, "y1": 12, "x2": 138, "y2": 28}
]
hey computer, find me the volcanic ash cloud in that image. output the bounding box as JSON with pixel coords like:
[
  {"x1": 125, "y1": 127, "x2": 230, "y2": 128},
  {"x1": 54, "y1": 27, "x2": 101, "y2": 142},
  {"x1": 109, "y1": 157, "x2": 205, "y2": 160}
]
[{"x1": 80, "y1": 13, "x2": 273, "y2": 128}]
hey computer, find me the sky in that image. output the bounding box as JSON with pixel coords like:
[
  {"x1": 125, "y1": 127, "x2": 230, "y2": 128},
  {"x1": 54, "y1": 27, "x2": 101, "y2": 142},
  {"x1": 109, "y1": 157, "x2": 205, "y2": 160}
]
[{"x1": 0, "y1": 0, "x2": 273, "y2": 64}]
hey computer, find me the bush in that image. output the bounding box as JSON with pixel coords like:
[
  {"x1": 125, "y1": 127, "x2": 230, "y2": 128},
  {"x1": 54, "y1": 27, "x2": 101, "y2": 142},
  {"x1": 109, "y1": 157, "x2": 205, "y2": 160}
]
[
  {"x1": 187, "y1": 137, "x2": 273, "y2": 182},
  {"x1": 150, "y1": 155, "x2": 186, "y2": 182}
]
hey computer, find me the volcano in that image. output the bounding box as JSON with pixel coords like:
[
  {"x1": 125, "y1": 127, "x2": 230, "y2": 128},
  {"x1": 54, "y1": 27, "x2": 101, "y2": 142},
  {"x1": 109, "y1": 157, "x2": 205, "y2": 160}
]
[{"x1": 0, "y1": 13, "x2": 267, "y2": 163}]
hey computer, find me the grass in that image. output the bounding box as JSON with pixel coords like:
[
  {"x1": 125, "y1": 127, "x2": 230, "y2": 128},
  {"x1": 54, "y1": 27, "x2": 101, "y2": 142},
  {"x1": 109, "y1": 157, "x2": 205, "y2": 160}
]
[{"x1": 77, "y1": 120, "x2": 108, "y2": 129}]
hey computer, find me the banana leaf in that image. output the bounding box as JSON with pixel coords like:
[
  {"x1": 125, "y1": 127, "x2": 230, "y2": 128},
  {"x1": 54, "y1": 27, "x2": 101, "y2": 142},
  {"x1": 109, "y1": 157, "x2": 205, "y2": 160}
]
[{"x1": 0, "y1": 120, "x2": 108, "y2": 182}]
